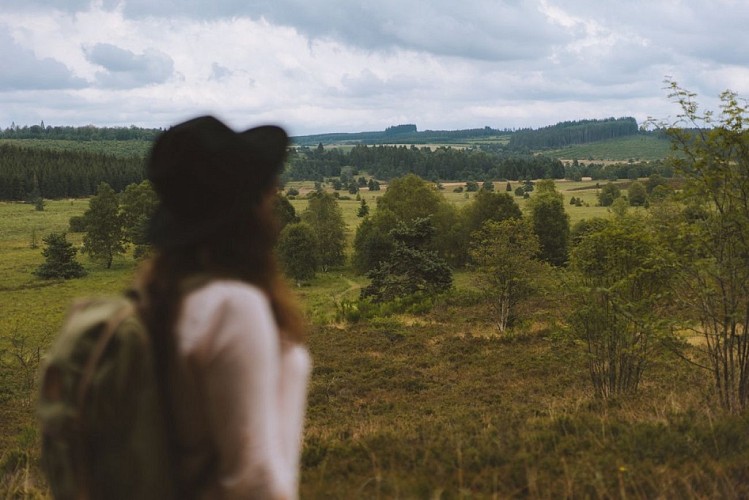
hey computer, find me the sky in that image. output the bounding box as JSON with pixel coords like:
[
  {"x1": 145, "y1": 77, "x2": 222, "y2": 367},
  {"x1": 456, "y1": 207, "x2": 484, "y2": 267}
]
[{"x1": 0, "y1": 0, "x2": 747, "y2": 136}]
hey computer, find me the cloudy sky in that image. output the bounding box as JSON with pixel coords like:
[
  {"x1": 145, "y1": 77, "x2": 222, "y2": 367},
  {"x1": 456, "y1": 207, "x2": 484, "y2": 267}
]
[{"x1": 0, "y1": 0, "x2": 747, "y2": 136}]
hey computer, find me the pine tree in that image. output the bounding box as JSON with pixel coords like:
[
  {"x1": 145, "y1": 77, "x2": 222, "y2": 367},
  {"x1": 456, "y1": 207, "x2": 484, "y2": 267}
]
[{"x1": 34, "y1": 233, "x2": 86, "y2": 279}]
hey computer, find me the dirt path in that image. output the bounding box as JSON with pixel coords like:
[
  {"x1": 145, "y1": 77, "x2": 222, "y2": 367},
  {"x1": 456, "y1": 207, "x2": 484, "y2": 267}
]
[{"x1": 335, "y1": 276, "x2": 361, "y2": 301}]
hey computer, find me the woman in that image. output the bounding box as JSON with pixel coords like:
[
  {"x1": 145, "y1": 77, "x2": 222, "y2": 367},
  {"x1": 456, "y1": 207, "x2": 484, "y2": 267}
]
[{"x1": 136, "y1": 115, "x2": 310, "y2": 499}]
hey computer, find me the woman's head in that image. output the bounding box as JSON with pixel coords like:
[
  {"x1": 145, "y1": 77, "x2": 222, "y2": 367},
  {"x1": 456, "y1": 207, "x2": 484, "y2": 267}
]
[
  {"x1": 146, "y1": 115, "x2": 288, "y2": 251},
  {"x1": 138, "y1": 115, "x2": 304, "y2": 342}
]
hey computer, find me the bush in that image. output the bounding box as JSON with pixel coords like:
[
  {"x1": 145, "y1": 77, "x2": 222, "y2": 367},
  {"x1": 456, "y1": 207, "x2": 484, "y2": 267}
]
[{"x1": 68, "y1": 215, "x2": 86, "y2": 232}]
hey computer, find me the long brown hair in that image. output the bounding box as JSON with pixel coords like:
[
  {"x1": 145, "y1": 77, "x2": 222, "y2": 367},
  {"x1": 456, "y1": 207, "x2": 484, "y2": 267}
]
[
  {"x1": 135, "y1": 188, "x2": 305, "y2": 444},
  {"x1": 137, "y1": 188, "x2": 305, "y2": 343}
]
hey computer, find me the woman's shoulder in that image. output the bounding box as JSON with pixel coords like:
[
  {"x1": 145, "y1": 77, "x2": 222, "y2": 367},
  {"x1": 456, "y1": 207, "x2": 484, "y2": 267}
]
[
  {"x1": 184, "y1": 279, "x2": 269, "y2": 310},
  {"x1": 178, "y1": 280, "x2": 275, "y2": 352}
]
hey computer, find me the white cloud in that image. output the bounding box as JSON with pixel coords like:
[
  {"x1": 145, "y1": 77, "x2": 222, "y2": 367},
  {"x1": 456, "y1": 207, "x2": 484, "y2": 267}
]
[{"x1": 0, "y1": 1, "x2": 746, "y2": 133}]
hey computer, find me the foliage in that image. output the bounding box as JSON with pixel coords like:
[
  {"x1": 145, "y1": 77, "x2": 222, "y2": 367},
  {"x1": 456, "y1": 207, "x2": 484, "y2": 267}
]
[
  {"x1": 509, "y1": 117, "x2": 639, "y2": 150},
  {"x1": 598, "y1": 182, "x2": 621, "y2": 206},
  {"x1": 378, "y1": 174, "x2": 444, "y2": 221},
  {"x1": 274, "y1": 194, "x2": 299, "y2": 230},
  {"x1": 0, "y1": 123, "x2": 161, "y2": 141},
  {"x1": 68, "y1": 215, "x2": 87, "y2": 232},
  {"x1": 353, "y1": 175, "x2": 450, "y2": 273},
  {"x1": 570, "y1": 215, "x2": 675, "y2": 398},
  {"x1": 81, "y1": 182, "x2": 126, "y2": 268},
  {"x1": 352, "y1": 211, "x2": 397, "y2": 274},
  {"x1": 527, "y1": 180, "x2": 570, "y2": 266},
  {"x1": 570, "y1": 217, "x2": 609, "y2": 246},
  {"x1": 463, "y1": 189, "x2": 522, "y2": 235},
  {"x1": 469, "y1": 219, "x2": 545, "y2": 333},
  {"x1": 2, "y1": 197, "x2": 749, "y2": 498},
  {"x1": 361, "y1": 218, "x2": 452, "y2": 302},
  {"x1": 33, "y1": 233, "x2": 86, "y2": 279},
  {"x1": 0, "y1": 142, "x2": 146, "y2": 200},
  {"x1": 301, "y1": 192, "x2": 347, "y2": 270},
  {"x1": 356, "y1": 199, "x2": 369, "y2": 218},
  {"x1": 119, "y1": 180, "x2": 158, "y2": 259},
  {"x1": 661, "y1": 81, "x2": 749, "y2": 412},
  {"x1": 277, "y1": 222, "x2": 319, "y2": 281},
  {"x1": 627, "y1": 180, "x2": 647, "y2": 206},
  {"x1": 346, "y1": 144, "x2": 564, "y2": 181}
]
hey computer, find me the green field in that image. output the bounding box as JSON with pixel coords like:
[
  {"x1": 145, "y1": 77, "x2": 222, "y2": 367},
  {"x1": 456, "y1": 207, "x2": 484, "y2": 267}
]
[
  {"x1": 545, "y1": 135, "x2": 673, "y2": 162},
  {"x1": 3, "y1": 181, "x2": 747, "y2": 498}
]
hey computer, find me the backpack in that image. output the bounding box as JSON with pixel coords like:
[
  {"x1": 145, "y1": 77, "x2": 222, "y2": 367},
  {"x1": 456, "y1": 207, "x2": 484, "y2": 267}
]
[{"x1": 38, "y1": 295, "x2": 174, "y2": 500}]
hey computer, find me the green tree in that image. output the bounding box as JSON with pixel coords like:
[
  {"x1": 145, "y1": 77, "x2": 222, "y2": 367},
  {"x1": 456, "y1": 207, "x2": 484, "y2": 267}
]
[
  {"x1": 378, "y1": 174, "x2": 444, "y2": 222},
  {"x1": 627, "y1": 180, "x2": 647, "y2": 207},
  {"x1": 661, "y1": 82, "x2": 749, "y2": 412},
  {"x1": 34, "y1": 233, "x2": 86, "y2": 279},
  {"x1": 81, "y1": 182, "x2": 126, "y2": 268},
  {"x1": 357, "y1": 199, "x2": 369, "y2": 218},
  {"x1": 645, "y1": 173, "x2": 668, "y2": 194},
  {"x1": 352, "y1": 211, "x2": 397, "y2": 274},
  {"x1": 353, "y1": 174, "x2": 447, "y2": 273},
  {"x1": 470, "y1": 219, "x2": 544, "y2": 333},
  {"x1": 527, "y1": 180, "x2": 570, "y2": 266},
  {"x1": 275, "y1": 194, "x2": 299, "y2": 230},
  {"x1": 570, "y1": 216, "x2": 674, "y2": 399},
  {"x1": 598, "y1": 182, "x2": 621, "y2": 207},
  {"x1": 463, "y1": 189, "x2": 522, "y2": 236},
  {"x1": 277, "y1": 222, "x2": 318, "y2": 281},
  {"x1": 361, "y1": 218, "x2": 452, "y2": 302},
  {"x1": 120, "y1": 180, "x2": 158, "y2": 259},
  {"x1": 301, "y1": 192, "x2": 346, "y2": 270}
]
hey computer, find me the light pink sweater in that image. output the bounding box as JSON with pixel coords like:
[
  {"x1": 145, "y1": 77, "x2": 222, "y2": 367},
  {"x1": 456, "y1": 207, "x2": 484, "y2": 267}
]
[{"x1": 171, "y1": 280, "x2": 310, "y2": 499}]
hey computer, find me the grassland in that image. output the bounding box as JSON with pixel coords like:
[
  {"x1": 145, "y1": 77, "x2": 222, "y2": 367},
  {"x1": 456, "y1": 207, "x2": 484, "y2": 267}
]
[
  {"x1": 545, "y1": 135, "x2": 673, "y2": 162},
  {"x1": 2, "y1": 183, "x2": 748, "y2": 498}
]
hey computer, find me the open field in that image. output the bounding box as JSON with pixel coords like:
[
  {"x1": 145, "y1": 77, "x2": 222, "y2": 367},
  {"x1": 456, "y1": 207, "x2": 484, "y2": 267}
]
[
  {"x1": 3, "y1": 184, "x2": 747, "y2": 498},
  {"x1": 284, "y1": 178, "x2": 618, "y2": 235},
  {"x1": 545, "y1": 135, "x2": 673, "y2": 162}
]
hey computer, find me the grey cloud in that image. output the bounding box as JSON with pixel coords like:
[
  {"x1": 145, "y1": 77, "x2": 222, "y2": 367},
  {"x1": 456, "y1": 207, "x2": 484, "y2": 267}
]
[
  {"x1": 210, "y1": 63, "x2": 232, "y2": 81},
  {"x1": 255, "y1": 1, "x2": 567, "y2": 61},
  {"x1": 84, "y1": 43, "x2": 175, "y2": 88},
  {"x1": 0, "y1": 0, "x2": 115, "y2": 12},
  {"x1": 20, "y1": 0, "x2": 567, "y2": 61},
  {"x1": 0, "y1": 32, "x2": 86, "y2": 91}
]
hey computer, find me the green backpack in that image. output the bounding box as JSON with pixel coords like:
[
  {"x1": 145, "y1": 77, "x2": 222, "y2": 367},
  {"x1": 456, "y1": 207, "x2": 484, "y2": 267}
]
[{"x1": 38, "y1": 296, "x2": 174, "y2": 500}]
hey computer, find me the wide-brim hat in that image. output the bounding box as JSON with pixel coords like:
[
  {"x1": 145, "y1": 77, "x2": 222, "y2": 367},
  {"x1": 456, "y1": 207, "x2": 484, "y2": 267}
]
[{"x1": 146, "y1": 115, "x2": 288, "y2": 249}]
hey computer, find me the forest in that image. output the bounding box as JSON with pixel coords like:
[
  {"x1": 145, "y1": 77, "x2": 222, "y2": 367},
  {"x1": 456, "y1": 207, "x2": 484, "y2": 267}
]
[{"x1": 508, "y1": 117, "x2": 640, "y2": 150}]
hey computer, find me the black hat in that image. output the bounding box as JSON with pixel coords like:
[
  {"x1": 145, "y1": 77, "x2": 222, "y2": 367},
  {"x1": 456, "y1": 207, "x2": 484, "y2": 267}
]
[{"x1": 146, "y1": 115, "x2": 288, "y2": 249}]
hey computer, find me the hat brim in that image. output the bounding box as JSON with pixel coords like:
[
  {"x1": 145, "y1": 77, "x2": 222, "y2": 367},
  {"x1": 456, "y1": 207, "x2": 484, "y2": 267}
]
[{"x1": 145, "y1": 120, "x2": 289, "y2": 250}]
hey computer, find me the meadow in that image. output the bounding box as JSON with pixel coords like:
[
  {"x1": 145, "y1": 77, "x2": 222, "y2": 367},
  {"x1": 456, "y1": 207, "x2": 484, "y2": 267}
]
[
  {"x1": 545, "y1": 135, "x2": 673, "y2": 162},
  {"x1": 2, "y1": 182, "x2": 748, "y2": 499}
]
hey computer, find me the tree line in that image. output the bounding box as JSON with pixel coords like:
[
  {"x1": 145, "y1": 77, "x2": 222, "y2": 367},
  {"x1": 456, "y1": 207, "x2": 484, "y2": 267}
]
[
  {"x1": 0, "y1": 144, "x2": 145, "y2": 200},
  {"x1": 285, "y1": 144, "x2": 565, "y2": 182},
  {"x1": 1, "y1": 123, "x2": 162, "y2": 141}
]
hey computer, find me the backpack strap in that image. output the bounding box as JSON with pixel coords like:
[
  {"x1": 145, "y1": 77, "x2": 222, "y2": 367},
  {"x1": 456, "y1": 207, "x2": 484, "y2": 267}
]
[{"x1": 76, "y1": 301, "x2": 135, "y2": 411}]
